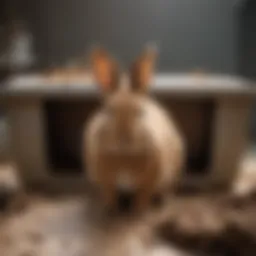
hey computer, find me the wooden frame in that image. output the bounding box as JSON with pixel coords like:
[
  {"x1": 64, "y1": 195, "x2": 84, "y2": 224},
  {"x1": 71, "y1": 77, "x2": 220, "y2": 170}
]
[{"x1": 1, "y1": 74, "x2": 255, "y2": 190}]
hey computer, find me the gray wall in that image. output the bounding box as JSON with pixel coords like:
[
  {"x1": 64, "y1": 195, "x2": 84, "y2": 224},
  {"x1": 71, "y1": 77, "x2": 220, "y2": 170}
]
[
  {"x1": 17, "y1": 0, "x2": 238, "y2": 73},
  {"x1": 239, "y1": 0, "x2": 256, "y2": 142}
]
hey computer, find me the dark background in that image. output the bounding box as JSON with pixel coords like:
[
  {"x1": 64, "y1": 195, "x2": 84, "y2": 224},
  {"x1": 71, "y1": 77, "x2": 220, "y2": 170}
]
[
  {"x1": 9, "y1": 0, "x2": 239, "y2": 73},
  {"x1": 2, "y1": 0, "x2": 256, "y2": 143}
]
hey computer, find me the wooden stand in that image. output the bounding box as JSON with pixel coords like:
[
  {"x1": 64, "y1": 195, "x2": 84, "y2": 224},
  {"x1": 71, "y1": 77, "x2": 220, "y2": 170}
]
[{"x1": 1, "y1": 74, "x2": 255, "y2": 190}]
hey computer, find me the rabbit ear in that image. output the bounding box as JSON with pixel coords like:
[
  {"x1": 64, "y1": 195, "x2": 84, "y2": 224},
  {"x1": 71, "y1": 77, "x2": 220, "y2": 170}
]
[
  {"x1": 130, "y1": 45, "x2": 158, "y2": 92},
  {"x1": 90, "y1": 47, "x2": 120, "y2": 92}
]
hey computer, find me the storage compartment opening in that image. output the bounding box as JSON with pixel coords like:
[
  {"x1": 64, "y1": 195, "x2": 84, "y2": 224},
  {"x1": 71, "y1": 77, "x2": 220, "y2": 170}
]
[
  {"x1": 45, "y1": 98, "x2": 215, "y2": 176},
  {"x1": 160, "y1": 98, "x2": 215, "y2": 176},
  {"x1": 45, "y1": 99, "x2": 100, "y2": 175}
]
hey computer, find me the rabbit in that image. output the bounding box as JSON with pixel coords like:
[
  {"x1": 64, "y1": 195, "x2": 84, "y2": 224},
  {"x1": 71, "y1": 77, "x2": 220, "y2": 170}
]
[{"x1": 83, "y1": 46, "x2": 185, "y2": 214}]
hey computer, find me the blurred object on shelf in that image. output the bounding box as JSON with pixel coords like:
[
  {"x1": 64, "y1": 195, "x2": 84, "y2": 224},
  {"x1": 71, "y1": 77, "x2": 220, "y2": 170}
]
[
  {"x1": 7, "y1": 20, "x2": 36, "y2": 74},
  {"x1": 45, "y1": 56, "x2": 90, "y2": 85},
  {"x1": 190, "y1": 67, "x2": 208, "y2": 79},
  {"x1": 0, "y1": 20, "x2": 36, "y2": 84}
]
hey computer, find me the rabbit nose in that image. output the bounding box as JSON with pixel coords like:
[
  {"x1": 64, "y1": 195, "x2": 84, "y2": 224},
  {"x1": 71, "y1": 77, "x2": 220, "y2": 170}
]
[{"x1": 116, "y1": 189, "x2": 135, "y2": 213}]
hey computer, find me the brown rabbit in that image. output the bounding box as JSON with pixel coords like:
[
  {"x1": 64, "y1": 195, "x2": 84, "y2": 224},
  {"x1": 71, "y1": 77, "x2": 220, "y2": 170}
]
[{"x1": 83, "y1": 46, "x2": 185, "y2": 214}]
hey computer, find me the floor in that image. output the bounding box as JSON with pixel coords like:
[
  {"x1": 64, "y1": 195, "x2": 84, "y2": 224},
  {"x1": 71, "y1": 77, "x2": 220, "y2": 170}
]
[
  {"x1": 0, "y1": 195, "x2": 189, "y2": 256},
  {"x1": 1, "y1": 190, "x2": 256, "y2": 256}
]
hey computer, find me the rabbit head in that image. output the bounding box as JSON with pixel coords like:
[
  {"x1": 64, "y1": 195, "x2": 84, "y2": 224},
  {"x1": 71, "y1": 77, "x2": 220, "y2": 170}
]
[{"x1": 90, "y1": 46, "x2": 157, "y2": 149}]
